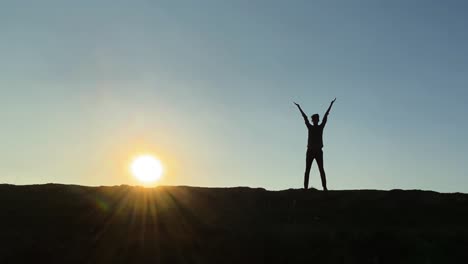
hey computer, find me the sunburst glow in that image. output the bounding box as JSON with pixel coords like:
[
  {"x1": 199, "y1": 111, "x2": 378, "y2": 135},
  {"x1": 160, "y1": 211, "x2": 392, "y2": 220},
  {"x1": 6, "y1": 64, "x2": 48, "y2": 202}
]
[{"x1": 130, "y1": 155, "x2": 163, "y2": 184}]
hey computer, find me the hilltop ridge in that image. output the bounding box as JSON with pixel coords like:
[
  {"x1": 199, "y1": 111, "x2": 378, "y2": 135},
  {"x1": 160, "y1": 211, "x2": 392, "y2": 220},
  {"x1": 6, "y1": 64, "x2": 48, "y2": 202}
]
[{"x1": 1, "y1": 184, "x2": 468, "y2": 263}]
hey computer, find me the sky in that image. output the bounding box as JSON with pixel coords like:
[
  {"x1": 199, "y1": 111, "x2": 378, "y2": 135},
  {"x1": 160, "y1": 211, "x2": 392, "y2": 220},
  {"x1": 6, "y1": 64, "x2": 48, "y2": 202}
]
[{"x1": 1, "y1": 0, "x2": 468, "y2": 192}]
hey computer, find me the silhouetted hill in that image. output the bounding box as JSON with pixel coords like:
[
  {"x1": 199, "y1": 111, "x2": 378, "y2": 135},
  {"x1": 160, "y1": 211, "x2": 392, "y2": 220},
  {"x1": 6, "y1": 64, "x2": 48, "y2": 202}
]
[{"x1": 1, "y1": 184, "x2": 468, "y2": 263}]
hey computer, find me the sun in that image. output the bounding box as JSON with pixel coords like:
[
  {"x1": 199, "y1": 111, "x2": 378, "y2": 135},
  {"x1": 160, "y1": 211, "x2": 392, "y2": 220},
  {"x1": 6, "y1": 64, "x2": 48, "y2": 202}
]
[{"x1": 130, "y1": 155, "x2": 163, "y2": 184}]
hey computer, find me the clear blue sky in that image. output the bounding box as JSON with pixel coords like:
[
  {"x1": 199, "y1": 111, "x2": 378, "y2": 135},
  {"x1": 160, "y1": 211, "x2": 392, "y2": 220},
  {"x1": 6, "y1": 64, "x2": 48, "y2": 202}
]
[{"x1": 1, "y1": 1, "x2": 468, "y2": 192}]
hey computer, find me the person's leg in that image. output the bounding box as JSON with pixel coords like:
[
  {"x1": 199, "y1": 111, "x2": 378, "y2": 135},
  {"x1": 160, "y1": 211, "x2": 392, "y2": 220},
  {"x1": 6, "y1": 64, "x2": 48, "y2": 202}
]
[
  {"x1": 316, "y1": 150, "x2": 327, "y2": 191},
  {"x1": 304, "y1": 149, "x2": 314, "y2": 189}
]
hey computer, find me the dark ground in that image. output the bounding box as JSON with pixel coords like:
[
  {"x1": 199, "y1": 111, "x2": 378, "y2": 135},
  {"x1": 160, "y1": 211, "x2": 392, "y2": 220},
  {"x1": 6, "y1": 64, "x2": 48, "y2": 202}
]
[{"x1": 1, "y1": 184, "x2": 468, "y2": 263}]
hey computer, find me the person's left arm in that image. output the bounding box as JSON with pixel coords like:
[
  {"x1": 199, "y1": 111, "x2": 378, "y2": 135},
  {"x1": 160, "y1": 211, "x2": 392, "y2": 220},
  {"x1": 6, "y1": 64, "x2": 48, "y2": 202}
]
[{"x1": 322, "y1": 98, "x2": 336, "y2": 127}]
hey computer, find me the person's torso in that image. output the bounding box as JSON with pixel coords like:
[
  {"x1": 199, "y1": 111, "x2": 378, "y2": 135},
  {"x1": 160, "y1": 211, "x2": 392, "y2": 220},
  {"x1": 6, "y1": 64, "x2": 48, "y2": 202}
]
[{"x1": 307, "y1": 125, "x2": 324, "y2": 149}]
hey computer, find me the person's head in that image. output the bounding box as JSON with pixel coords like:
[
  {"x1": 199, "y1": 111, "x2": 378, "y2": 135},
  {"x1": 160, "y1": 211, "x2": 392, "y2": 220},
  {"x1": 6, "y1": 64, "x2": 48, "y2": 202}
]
[{"x1": 311, "y1": 114, "x2": 320, "y2": 125}]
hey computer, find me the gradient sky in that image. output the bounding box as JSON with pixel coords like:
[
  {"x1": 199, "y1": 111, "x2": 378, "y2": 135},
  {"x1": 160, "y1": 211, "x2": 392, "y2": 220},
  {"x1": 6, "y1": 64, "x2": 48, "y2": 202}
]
[{"x1": 1, "y1": 1, "x2": 468, "y2": 192}]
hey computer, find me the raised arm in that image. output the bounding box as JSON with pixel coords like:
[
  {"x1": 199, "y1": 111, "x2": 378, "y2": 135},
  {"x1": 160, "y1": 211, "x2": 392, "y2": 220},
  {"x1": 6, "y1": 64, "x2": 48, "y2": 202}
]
[
  {"x1": 294, "y1": 102, "x2": 311, "y2": 127},
  {"x1": 321, "y1": 98, "x2": 336, "y2": 126}
]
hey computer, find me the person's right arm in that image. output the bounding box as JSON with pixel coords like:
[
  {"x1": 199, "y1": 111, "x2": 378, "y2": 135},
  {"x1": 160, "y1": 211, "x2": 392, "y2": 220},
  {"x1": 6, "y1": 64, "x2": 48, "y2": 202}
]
[{"x1": 294, "y1": 102, "x2": 311, "y2": 127}]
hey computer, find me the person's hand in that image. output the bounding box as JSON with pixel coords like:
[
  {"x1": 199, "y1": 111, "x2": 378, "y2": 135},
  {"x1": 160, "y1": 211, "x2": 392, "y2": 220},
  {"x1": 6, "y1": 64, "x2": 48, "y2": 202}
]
[
  {"x1": 331, "y1": 98, "x2": 336, "y2": 104},
  {"x1": 294, "y1": 102, "x2": 300, "y2": 107}
]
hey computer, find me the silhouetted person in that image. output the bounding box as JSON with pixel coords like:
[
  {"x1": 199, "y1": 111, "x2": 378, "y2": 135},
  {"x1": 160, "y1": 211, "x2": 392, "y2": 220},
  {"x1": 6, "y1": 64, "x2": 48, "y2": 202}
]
[{"x1": 294, "y1": 98, "x2": 336, "y2": 191}]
